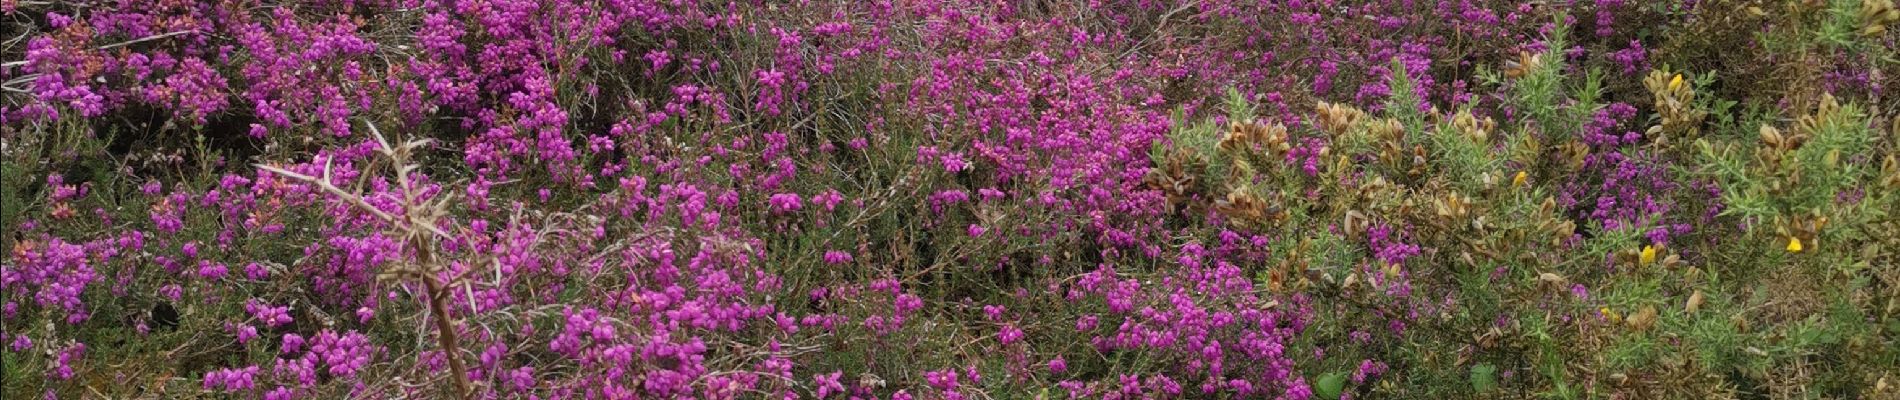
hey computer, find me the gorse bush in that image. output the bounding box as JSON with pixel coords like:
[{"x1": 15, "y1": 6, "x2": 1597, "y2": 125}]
[{"x1": 3, "y1": 0, "x2": 1899, "y2": 399}]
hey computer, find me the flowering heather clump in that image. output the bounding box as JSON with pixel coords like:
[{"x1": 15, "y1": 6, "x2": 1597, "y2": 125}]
[{"x1": 4, "y1": 1, "x2": 1900, "y2": 399}]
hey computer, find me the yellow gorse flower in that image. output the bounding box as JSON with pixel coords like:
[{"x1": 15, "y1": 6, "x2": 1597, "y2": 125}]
[
  {"x1": 1787, "y1": 237, "x2": 1804, "y2": 253},
  {"x1": 1639, "y1": 245, "x2": 1657, "y2": 266},
  {"x1": 1512, "y1": 171, "x2": 1527, "y2": 188},
  {"x1": 1668, "y1": 74, "x2": 1684, "y2": 91}
]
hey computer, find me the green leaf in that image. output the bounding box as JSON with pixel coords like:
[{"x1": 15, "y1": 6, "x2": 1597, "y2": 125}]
[
  {"x1": 1471, "y1": 363, "x2": 1498, "y2": 393},
  {"x1": 1315, "y1": 371, "x2": 1347, "y2": 399}
]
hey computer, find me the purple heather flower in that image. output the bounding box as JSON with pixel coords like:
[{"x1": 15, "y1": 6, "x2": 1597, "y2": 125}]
[
  {"x1": 823, "y1": 251, "x2": 853, "y2": 265},
  {"x1": 768, "y1": 193, "x2": 803, "y2": 214}
]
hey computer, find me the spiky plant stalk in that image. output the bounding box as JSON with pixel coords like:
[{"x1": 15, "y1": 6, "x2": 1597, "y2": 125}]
[{"x1": 257, "y1": 122, "x2": 471, "y2": 400}]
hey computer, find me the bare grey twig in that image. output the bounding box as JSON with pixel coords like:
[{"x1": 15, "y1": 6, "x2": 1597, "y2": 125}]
[{"x1": 256, "y1": 121, "x2": 472, "y2": 400}]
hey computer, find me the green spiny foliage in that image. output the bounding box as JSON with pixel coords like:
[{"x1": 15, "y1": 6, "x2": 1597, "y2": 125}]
[
  {"x1": 1699, "y1": 94, "x2": 1894, "y2": 255},
  {"x1": 1145, "y1": 25, "x2": 1900, "y2": 393}
]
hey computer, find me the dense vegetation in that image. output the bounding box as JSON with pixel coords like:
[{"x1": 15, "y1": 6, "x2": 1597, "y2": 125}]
[{"x1": 4, "y1": 0, "x2": 1900, "y2": 398}]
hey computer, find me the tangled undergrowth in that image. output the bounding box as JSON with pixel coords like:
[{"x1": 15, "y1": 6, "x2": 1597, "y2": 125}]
[{"x1": 4, "y1": 0, "x2": 1900, "y2": 399}]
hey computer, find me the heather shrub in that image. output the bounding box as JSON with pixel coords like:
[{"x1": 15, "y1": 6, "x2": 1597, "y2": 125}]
[{"x1": 4, "y1": 1, "x2": 1900, "y2": 399}]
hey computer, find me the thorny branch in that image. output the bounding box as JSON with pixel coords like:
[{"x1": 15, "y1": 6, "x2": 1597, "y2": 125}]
[{"x1": 255, "y1": 121, "x2": 472, "y2": 400}]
